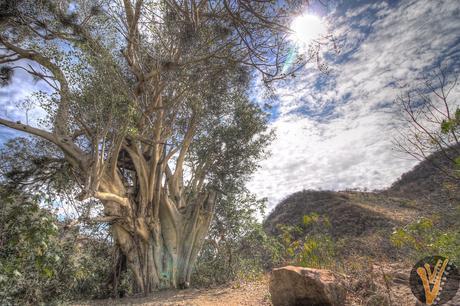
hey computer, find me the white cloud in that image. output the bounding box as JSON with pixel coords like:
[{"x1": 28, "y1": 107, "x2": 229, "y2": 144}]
[{"x1": 248, "y1": 0, "x2": 460, "y2": 209}]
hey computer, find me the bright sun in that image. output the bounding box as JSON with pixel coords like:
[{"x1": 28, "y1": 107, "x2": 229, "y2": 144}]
[{"x1": 290, "y1": 14, "x2": 326, "y2": 47}]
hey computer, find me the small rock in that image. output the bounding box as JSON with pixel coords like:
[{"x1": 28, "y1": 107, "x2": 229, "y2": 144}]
[{"x1": 269, "y1": 265, "x2": 346, "y2": 306}]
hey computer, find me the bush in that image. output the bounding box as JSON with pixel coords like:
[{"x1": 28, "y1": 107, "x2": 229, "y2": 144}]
[
  {"x1": 0, "y1": 188, "x2": 64, "y2": 305},
  {"x1": 276, "y1": 213, "x2": 336, "y2": 269},
  {"x1": 390, "y1": 216, "x2": 460, "y2": 262},
  {"x1": 0, "y1": 187, "x2": 114, "y2": 305}
]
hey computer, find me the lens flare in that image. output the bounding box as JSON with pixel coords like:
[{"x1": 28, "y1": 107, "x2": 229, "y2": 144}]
[{"x1": 290, "y1": 14, "x2": 326, "y2": 48}]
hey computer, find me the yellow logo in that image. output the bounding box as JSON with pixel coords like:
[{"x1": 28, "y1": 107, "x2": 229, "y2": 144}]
[
  {"x1": 416, "y1": 258, "x2": 449, "y2": 305},
  {"x1": 410, "y1": 256, "x2": 459, "y2": 305}
]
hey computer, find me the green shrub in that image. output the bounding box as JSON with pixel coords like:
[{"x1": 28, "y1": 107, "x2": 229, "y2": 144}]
[
  {"x1": 0, "y1": 189, "x2": 62, "y2": 305},
  {"x1": 390, "y1": 216, "x2": 460, "y2": 261},
  {"x1": 0, "y1": 187, "x2": 114, "y2": 305},
  {"x1": 276, "y1": 213, "x2": 336, "y2": 269}
]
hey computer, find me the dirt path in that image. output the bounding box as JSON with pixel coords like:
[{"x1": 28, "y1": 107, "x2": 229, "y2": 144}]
[{"x1": 73, "y1": 279, "x2": 271, "y2": 306}]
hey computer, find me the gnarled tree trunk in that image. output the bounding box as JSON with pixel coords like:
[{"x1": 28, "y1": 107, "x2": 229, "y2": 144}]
[{"x1": 102, "y1": 182, "x2": 216, "y2": 293}]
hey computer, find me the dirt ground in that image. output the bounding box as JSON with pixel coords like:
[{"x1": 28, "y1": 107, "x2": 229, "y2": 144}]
[
  {"x1": 71, "y1": 270, "x2": 421, "y2": 306},
  {"x1": 73, "y1": 278, "x2": 272, "y2": 306},
  {"x1": 71, "y1": 245, "x2": 460, "y2": 306},
  {"x1": 72, "y1": 269, "x2": 460, "y2": 306}
]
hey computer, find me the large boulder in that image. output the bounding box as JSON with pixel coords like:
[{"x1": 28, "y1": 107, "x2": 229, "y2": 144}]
[{"x1": 269, "y1": 266, "x2": 346, "y2": 306}]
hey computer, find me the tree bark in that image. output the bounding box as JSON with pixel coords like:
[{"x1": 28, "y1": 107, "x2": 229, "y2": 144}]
[{"x1": 105, "y1": 190, "x2": 216, "y2": 293}]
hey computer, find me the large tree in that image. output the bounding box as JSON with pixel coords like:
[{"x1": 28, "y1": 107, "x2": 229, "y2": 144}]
[{"x1": 0, "y1": 0, "x2": 314, "y2": 293}]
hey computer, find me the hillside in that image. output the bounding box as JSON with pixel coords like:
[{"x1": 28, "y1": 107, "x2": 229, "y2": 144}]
[
  {"x1": 264, "y1": 148, "x2": 460, "y2": 259},
  {"x1": 265, "y1": 190, "x2": 402, "y2": 237},
  {"x1": 389, "y1": 146, "x2": 459, "y2": 198}
]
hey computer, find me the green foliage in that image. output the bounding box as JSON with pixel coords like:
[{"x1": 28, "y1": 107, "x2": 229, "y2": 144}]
[
  {"x1": 0, "y1": 187, "x2": 113, "y2": 305},
  {"x1": 302, "y1": 212, "x2": 319, "y2": 225},
  {"x1": 390, "y1": 217, "x2": 460, "y2": 261},
  {"x1": 455, "y1": 156, "x2": 460, "y2": 169},
  {"x1": 191, "y1": 91, "x2": 274, "y2": 193},
  {"x1": 441, "y1": 108, "x2": 460, "y2": 134},
  {"x1": 276, "y1": 213, "x2": 336, "y2": 269},
  {"x1": 441, "y1": 119, "x2": 455, "y2": 134},
  {"x1": 0, "y1": 188, "x2": 60, "y2": 305}
]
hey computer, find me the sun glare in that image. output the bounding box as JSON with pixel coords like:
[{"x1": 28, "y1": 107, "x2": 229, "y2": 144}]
[{"x1": 290, "y1": 14, "x2": 326, "y2": 47}]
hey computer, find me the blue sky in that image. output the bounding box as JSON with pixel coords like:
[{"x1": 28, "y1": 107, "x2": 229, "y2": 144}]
[
  {"x1": 248, "y1": 0, "x2": 460, "y2": 208},
  {"x1": 1, "y1": 0, "x2": 460, "y2": 211}
]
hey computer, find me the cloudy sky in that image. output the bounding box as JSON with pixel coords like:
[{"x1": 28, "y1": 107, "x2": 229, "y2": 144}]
[
  {"x1": 1, "y1": 0, "x2": 459, "y2": 213},
  {"x1": 247, "y1": 0, "x2": 460, "y2": 209}
]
